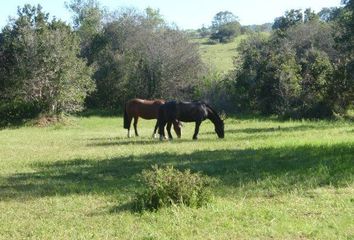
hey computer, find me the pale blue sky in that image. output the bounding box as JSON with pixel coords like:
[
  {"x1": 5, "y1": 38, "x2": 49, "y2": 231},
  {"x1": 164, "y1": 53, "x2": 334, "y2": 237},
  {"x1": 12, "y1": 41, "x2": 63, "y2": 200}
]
[{"x1": 0, "y1": 0, "x2": 342, "y2": 30}]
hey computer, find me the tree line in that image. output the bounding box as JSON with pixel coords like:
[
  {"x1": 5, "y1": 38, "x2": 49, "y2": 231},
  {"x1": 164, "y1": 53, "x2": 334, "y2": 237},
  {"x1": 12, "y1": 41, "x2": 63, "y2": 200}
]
[
  {"x1": 0, "y1": 0, "x2": 353, "y2": 125},
  {"x1": 0, "y1": 1, "x2": 204, "y2": 124},
  {"x1": 229, "y1": 2, "x2": 354, "y2": 118}
]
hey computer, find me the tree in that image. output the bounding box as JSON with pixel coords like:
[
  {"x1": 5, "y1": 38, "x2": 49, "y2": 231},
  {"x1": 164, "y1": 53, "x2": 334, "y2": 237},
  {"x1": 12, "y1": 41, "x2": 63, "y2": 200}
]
[
  {"x1": 273, "y1": 9, "x2": 303, "y2": 31},
  {"x1": 86, "y1": 8, "x2": 204, "y2": 108},
  {"x1": 232, "y1": 10, "x2": 343, "y2": 118},
  {"x1": 0, "y1": 4, "x2": 94, "y2": 118},
  {"x1": 340, "y1": 0, "x2": 354, "y2": 50},
  {"x1": 304, "y1": 8, "x2": 319, "y2": 23},
  {"x1": 197, "y1": 25, "x2": 210, "y2": 38},
  {"x1": 210, "y1": 11, "x2": 241, "y2": 43},
  {"x1": 318, "y1": 7, "x2": 342, "y2": 22},
  {"x1": 145, "y1": 7, "x2": 165, "y2": 28},
  {"x1": 65, "y1": 0, "x2": 103, "y2": 58},
  {"x1": 337, "y1": 0, "x2": 354, "y2": 111}
]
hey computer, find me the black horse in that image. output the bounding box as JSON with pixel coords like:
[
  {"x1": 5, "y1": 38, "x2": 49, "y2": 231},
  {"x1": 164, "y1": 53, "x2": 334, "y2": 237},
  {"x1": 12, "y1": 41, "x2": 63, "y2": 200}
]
[{"x1": 158, "y1": 101, "x2": 224, "y2": 140}]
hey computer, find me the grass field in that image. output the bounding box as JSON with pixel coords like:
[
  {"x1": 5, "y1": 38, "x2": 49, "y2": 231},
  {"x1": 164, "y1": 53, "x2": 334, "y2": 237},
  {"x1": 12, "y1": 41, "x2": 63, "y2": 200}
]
[
  {"x1": 0, "y1": 116, "x2": 353, "y2": 239},
  {"x1": 195, "y1": 33, "x2": 270, "y2": 74},
  {"x1": 194, "y1": 36, "x2": 246, "y2": 73}
]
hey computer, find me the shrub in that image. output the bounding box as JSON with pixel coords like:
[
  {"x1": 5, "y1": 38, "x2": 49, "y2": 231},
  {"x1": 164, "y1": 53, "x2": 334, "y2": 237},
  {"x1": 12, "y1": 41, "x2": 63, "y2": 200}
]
[
  {"x1": 0, "y1": 5, "x2": 94, "y2": 118},
  {"x1": 134, "y1": 165, "x2": 215, "y2": 211},
  {"x1": 0, "y1": 101, "x2": 42, "y2": 127}
]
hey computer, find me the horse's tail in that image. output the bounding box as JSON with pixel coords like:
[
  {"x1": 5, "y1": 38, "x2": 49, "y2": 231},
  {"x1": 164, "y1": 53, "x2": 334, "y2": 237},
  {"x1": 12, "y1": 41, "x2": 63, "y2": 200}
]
[{"x1": 123, "y1": 103, "x2": 129, "y2": 129}]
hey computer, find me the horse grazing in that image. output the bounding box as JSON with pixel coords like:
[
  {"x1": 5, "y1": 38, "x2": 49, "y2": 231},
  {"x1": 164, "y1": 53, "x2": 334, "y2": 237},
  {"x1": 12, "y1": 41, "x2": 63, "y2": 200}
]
[
  {"x1": 124, "y1": 98, "x2": 181, "y2": 138},
  {"x1": 158, "y1": 101, "x2": 224, "y2": 140}
]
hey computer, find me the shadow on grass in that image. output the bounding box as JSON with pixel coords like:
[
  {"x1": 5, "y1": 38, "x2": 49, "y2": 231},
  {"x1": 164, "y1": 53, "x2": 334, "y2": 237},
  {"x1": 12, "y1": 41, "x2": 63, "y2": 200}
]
[
  {"x1": 199, "y1": 124, "x2": 339, "y2": 141},
  {"x1": 75, "y1": 109, "x2": 122, "y2": 118},
  {"x1": 225, "y1": 124, "x2": 337, "y2": 134},
  {"x1": 1, "y1": 143, "x2": 353, "y2": 207},
  {"x1": 86, "y1": 137, "x2": 222, "y2": 147}
]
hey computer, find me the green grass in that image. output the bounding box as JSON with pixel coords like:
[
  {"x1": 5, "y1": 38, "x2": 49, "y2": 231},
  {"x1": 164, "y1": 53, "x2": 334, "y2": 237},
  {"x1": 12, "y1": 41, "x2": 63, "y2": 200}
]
[
  {"x1": 195, "y1": 33, "x2": 270, "y2": 74},
  {"x1": 0, "y1": 116, "x2": 353, "y2": 239},
  {"x1": 194, "y1": 36, "x2": 246, "y2": 73}
]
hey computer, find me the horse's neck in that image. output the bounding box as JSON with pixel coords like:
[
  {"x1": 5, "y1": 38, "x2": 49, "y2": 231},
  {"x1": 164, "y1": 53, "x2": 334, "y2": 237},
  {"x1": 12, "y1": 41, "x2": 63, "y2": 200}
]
[{"x1": 206, "y1": 108, "x2": 219, "y2": 125}]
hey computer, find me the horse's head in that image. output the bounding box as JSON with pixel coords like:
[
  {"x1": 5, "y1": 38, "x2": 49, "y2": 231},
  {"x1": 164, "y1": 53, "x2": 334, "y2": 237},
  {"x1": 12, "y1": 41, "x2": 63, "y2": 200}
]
[
  {"x1": 172, "y1": 120, "x2": 182, "y2": 138},
  {"x1": 215, "y1": 111, "x2": 226, "y2": 139},
  {"x1": 215, "y1": 119, "x2": 224, "y2": 139}
]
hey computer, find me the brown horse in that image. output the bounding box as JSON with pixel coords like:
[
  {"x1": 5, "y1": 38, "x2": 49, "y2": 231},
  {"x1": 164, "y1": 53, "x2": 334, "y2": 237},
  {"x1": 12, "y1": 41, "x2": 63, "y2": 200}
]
[{"x1": 124, "y1": 98, "x2": 181, "y2": 138}]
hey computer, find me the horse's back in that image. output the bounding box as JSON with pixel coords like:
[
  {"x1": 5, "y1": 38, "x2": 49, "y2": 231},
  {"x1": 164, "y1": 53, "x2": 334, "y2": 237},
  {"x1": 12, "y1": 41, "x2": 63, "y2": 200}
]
[
  {"x1": 179, "y1": 102, "x2": 208, "y2": 122},
  {"x1": 126, "y1": 98, "x2": 165, "y2": 119},
  {"x1": 160, "y1": 101, "x2": 208, "y2": 122}
]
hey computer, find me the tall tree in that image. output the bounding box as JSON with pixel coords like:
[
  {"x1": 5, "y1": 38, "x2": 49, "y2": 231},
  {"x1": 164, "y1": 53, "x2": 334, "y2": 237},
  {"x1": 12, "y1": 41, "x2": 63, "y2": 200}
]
[
  {"x1": 145, "y1": 7, "x2": 165, "y2": 28},
  {"x1": 232, "y1": 9, "x2": 346, "y2": 118},
  {"x1": 65, "y1": 0, "x2": 103, "y2": 58},
  {"x1": 0, "y1": 4, "x2": 94, "y2": 117},
  {"x1": 318, "y1": 7, "x2": 342, "y2": 22},
  {"x1": 86, "y1": 8, "x2": 204, "y2": 108},
  {"x1": 273, "y1": 9, "x2": 303, "y2": 31},
  {"x1": 210, "y1": 11, "x2": 241, "y2": 43},
  {"x1": 338, "y1": 0, "x2": 354, "y2": 109},
  {"x1": 304, "y1": 8, "x2": 319, "y2": 22}
]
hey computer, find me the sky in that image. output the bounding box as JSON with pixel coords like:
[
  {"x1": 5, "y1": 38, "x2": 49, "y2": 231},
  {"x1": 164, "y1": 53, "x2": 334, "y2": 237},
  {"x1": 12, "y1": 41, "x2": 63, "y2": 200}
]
[{"x1": 0, "y1": 0, "x2": 343, "y2": 30}]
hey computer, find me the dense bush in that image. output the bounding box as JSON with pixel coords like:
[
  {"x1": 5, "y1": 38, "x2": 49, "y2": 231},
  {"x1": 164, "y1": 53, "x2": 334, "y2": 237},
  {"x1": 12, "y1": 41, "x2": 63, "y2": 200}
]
[
  {"x1": 84, "y1": 8, "x2": 204, "y2": 109},
  {"x1": 230, "y1": 8, "x2": 353, "y2": 118},
  {"x1": 134, "y1": 165, "x2": 215, "y2": 211},
  {"x1": 0, "y1": 5, "x2": 94, "y2": 118},
  {"x1": 194, "y1": 71, "x2": 235, "y2": 112},
  {"x1": 0, "y1": 101, "x2": 41, "y2": 127}
]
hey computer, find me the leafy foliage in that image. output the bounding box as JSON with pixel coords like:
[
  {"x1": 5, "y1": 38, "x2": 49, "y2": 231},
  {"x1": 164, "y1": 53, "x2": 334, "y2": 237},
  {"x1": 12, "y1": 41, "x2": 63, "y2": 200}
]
[
  {"x1": 210, "y1": 11, "x2": 241, "y2": 43},
  {"x1": 1, "y1": 1, "x2": 354, "y2": 124},
  {"x1": 135, "y1": 165, "x2": 214, "y2": 211},
  {"x1": 65, "y1": 0, "x2": 103, "y2": 58},
  {"x1": 273, "y1": 9, "x2": 303, "y2": 31},
  {"x1": 231, "y1": 7, "x2": 353, "y2": 118},
  {"x1": 87, "y1": 8, "x2": 204, "y2": 108},
  {"x1": 0, "y1": 4, "x2": 94, "y2": 118},
  {"x1": 337, "y1": 0, "x2": 354, "y2": 109}
]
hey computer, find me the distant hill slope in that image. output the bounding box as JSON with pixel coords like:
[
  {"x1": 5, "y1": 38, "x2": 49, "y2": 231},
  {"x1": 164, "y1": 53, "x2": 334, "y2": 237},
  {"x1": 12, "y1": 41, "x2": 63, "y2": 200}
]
[
  {"x1": 194, "y1": 33, "x2": 270, "y2": 73},
  {"x1": 193, "y1": 36, "x2": 247, "y2": 73}
]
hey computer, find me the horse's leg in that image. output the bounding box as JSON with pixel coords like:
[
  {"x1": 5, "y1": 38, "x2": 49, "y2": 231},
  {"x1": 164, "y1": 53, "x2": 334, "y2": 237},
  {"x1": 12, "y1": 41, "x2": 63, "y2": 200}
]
[
  {"x1": 167, "y1": 122, "x2": 173, "y2": 140},
  {"x1": 159, "y1": 120, "x2": 167, "y2": 141},
  {"x1": 127, "y1": 116, "x2": 133, "y2": 138},
  {"x1": 153, "y1": 120, "x2": 158, "y2": 138},
  {"x1": 193, "y1": 121, "x2": 201, "y2": 140},
  {"x1": 133, "y1": 116, "x2": 139, "y2": 136}
]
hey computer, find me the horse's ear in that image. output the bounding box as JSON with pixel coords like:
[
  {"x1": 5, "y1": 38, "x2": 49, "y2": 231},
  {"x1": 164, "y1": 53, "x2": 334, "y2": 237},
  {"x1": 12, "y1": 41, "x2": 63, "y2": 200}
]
[{"x1": 220, "y1": 110, "x2": 227, "y2": 121}]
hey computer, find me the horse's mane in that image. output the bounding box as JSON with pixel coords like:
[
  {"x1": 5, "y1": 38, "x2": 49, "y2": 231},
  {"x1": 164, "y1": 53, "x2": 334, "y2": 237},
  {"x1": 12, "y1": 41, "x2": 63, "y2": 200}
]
[
  {"x1": 204, "y1": 103, "x2": 222, "y2": 122},
  {"x1": 129, "y1": 98, "x2": 165, "y2": 105},
  {"x1": 175, "y1": 100, "x2": 222, "y2": 122}
]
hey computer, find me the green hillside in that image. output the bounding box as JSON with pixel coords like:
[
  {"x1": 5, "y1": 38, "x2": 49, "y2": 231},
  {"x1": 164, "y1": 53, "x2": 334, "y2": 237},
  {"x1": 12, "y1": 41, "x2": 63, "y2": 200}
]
[
  {"x1": 195, "y1": 33, "x2": 272, "y2": 73},
  {"x1": 194, "y1": 36, "x2": 247, "y2": 73}
]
